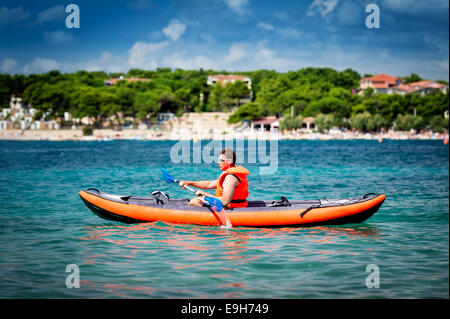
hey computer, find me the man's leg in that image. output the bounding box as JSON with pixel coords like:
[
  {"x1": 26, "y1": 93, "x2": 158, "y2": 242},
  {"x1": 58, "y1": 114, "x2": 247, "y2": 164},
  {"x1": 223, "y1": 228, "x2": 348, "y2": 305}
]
[{"x1": 189, "y1": 197, "x2": 205, "y2": 207}]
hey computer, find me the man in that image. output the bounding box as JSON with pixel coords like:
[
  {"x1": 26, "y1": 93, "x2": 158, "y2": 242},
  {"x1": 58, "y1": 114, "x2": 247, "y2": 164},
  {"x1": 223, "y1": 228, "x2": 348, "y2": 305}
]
[{"x1": 179, "y1": 149, "x2": 250, "y2": 208}]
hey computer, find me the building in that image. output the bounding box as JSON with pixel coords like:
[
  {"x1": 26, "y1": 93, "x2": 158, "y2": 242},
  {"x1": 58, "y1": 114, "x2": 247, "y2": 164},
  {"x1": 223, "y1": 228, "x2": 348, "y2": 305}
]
[
  {"x1": 359, "y1": 74, "x2": 449, "y2": 96},
  {"x1": 302, "y1": 117, "x2": 316, "y2": 132},
  {"x1": 206, "y1": 74, "x2": 253, "y2": 104},
  {"x1": 359, "y1": 74, "x2": 403, "y2": 94},
  {"x1": 404, "y1": 80, "x2": 448, "y2": 96},
  {"x1": 0, "y1": 95, "x2": 58, "y2": 130},
  {"x1": 250, "y1": 116, "x2": 279, "y2": 132},
  {"x1": 0, "y1": 95, "x2": 36, "y2": 130},
  {"x1": 104, "y1": 76, "x2": 152, "y2": 86},
  {"x1": 207, "y1": 74, "x2": 252, "y2": 89},
  {"x1": 30, "y1": 120, "x2": 59, "y2": 130}
]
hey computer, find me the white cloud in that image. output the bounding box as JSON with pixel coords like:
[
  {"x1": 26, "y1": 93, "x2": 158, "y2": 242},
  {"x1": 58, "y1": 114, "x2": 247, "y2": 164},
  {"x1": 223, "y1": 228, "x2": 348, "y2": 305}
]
[
  {"x1": 128, "y1": 41, "x2": 170, "y2": 69},
  {"x1": 222, "y1": 0, "x2": 250, "y2": 15},
  {"x1": 277, "y1": 28, "x2": 304, "y2": 39},
  {"x1": 257, "y1": 22, "x2": 274, "y2": 31},
  {"x1": 335, "y1": 0, "x2": 361, "y2": 26},
  {"x1": 382, "y1": 0, "x2": 449, "y2": 17},
  {"x1": 1, "y1": 58, "x2": 18, "y2": 73},
  {"x1": 37, "y1": 5, "x2": 65, "y2": 24},
  {"x1": 307, "y1": 0, "x2": 339, "y2": 18},
  {"x1": 225, "y1": 43, "x2": 248, "y2": 63},
  {"x1": 78, "y1": 51, "x2": 128, "y2": 73},
  {"x1": 161, "y1": 53, "x2": 217, "y2": 70},
  {"x1": 23, "y1": 58, "x2": 61, "y2": 74},
  {"x1": 0, "y1": 6, "x2": 30, "y2": 27},
  {"x1": 162, "y1": 19, "x2": 187, "y2": 41},
  {"x1": 20, "y1": 52, "x2": 128, "y2": 74},
  {"x1": 274, "y1": 12, "x2": 290, "y2": 20},
  {"x1": 44, "y1": 30, "x2": 74, "y2": 45},
  {"x1": 251, "y1": 46, "x2": 300, "y2": 71}
]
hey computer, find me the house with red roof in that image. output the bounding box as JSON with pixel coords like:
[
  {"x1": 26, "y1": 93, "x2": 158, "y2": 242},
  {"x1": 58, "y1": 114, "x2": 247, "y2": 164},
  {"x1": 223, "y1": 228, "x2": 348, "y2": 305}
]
[
  {"x1": 359, "y1": 73, "x2": 404, "y2": 94},
  {"x1": 359, "y1": 74, "x2": 448, "y2": 96},
  {"x1": 404, "y1": 80, "x2": 448, "y2": 96}
]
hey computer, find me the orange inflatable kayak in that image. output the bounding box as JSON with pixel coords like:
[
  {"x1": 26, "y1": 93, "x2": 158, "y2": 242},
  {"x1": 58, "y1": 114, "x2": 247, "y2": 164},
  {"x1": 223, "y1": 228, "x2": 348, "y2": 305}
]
[{"x1": 79, "y1": 188, "x2": 385, "y2": 227}]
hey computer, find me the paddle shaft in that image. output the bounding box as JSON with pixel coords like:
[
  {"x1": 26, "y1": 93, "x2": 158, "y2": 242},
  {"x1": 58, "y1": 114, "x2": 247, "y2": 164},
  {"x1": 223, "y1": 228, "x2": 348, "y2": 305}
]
[
  {"x1": 161, "y1": 168, "x2": 226, "y2": 219},
  {"x1": 172, "y1": 178, "x2": 198, "y2": 194}
]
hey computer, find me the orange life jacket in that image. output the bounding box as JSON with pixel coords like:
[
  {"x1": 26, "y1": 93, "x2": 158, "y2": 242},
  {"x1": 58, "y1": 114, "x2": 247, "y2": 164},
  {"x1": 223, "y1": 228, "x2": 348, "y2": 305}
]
[{"x1": 216, "y1": 165, "x2": 250, "y2": 208}]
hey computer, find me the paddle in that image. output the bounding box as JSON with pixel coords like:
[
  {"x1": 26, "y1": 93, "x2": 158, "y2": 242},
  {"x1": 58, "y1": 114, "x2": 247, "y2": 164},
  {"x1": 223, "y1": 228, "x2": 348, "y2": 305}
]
[{"x1": 161, "y1": 168, "x2": 232, "y2": 228}]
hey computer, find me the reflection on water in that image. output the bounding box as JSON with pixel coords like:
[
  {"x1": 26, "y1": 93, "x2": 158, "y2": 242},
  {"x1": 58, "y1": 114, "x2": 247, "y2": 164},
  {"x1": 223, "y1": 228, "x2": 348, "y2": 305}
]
[{"x1": 77, "y1": 221, "x2": 382, "y2": 297}]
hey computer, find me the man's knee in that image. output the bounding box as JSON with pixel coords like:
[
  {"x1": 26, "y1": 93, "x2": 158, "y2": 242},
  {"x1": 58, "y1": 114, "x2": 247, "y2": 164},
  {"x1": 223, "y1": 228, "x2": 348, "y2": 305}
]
[{"x1": 189, "y1": 197, "x2": 204, "y2": 207}]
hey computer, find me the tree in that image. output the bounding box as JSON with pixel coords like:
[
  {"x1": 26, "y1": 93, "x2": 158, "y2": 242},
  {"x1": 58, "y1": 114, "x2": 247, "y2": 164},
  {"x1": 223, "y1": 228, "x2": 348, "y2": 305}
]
[
  {"x1": 333, "y1": 68, "x2": 360, "y2": 89},
  {"x1": 370, "y1": 113, "x2": 388, "y2": 131},
  {"x1": 114, "y1": 86, "x2": 135, "y2": 117},
  {"x1": 133, "y1": 91, "x2": 161, "y2": 121},
  {"x1": 0, "y1": 74, "x2": 13, "y2": 108},
  {"x1": 99, "y1": 90, "x2": 122, "y2": 126},
  {"x1": 303, "y1": 97, "x2": 346, "y2": 117},
  {"x1": 174, "y1": 87, "x2": 191, "y2": 109},
  {"x1": 429, "y1": 115, "x2": 448, "y2": 133},
  {"x1": 225, "y1": 80, "x2": 250, "y2": 108},
  {"x1": 402, "y1": 73, "x2": 423, "y2": 84},
  {"x1": 71, "y1": 86, "x2": 102, "y2": 127},
  {"x1": 228, "y1": 102, "x2": 262, "y2": 124},
  {"x1": 207, "y1": 83, "x2": 226, "y2": 111},
  {"x1": 23, "y1": 81, "x2": 72, "y2": 123},
  {"x1": 363, "y1": 87, "x2": 374, "y2": 98},
  {"x1": 279, "y1": 115, "x2": 303, "y2": 131},
  {"x1": 314, "y1": 113, "x2": 338, "y2": 132},
  {"x1": 394, "y1": 114, "x2": 424, "y2": 131},
  {"x1": 351, "y1": 112, "x2": 372, "y2": 131}
]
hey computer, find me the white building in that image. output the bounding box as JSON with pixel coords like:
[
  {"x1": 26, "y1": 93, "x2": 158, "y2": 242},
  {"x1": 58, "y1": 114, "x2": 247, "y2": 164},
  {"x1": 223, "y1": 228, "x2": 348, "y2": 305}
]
[
  {"x1": 207, "y1": 74, "x2": 252, "y2": 89},
  {"x1": 0, "y1": 95, "x2": 58, "y2": 130},
  {"x1": 206, "y1": 74, "x2": 253, "y2": 104}
]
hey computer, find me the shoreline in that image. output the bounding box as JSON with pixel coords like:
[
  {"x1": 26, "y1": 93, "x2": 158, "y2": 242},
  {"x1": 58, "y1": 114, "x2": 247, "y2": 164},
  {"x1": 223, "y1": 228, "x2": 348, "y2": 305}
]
[{"x1": 0, "y1": 129, "x2": 448, "y2": 142}]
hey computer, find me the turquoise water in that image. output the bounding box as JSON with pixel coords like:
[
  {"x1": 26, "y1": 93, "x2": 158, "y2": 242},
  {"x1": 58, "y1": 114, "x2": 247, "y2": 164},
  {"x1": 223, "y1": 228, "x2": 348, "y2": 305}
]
[{"x1": 0, "y1": 139, "x2": 448, "y2": 298}]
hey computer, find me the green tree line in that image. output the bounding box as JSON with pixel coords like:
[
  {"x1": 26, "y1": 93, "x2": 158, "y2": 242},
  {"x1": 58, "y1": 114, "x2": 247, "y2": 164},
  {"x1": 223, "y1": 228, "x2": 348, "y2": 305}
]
[
  {"x1": 229, "y1": 68, "x2": 449, "y2": 133},
  {"x1": 0, "y1": 67, "x2": 448, "y2": 132}
]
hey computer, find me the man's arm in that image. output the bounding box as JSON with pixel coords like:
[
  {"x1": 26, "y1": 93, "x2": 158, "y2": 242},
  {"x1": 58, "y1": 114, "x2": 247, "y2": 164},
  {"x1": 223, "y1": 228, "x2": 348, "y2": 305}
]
[
  {"x1": 194, "y1": 175, "x2": 239, "y2": 207},
  {"x1": 179, "y1": 180, "x2": 217, "y2": 190}
]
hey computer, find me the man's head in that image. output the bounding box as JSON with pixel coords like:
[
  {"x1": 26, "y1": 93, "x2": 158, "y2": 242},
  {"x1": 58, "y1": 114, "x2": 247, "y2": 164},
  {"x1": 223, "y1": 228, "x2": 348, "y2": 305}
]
[{"x1": 218, "y1": 148, "x2": 236, "y2": 170}]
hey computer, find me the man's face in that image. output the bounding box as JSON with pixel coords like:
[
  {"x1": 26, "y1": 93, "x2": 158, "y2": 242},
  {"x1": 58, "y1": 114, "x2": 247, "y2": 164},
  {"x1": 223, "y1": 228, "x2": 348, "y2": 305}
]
[{"x1": 217, "y1": 154, "x2": 232, "y2": 170}]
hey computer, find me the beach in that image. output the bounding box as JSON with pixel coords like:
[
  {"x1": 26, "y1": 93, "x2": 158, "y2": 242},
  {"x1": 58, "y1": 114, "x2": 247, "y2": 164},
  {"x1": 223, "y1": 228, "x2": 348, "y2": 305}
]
[{"x1": 0, "y1": 128, "x2": 447, "y2": 141}]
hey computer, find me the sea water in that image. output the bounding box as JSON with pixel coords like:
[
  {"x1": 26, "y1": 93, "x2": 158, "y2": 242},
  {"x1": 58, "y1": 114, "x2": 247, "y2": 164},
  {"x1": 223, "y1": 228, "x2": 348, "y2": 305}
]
[{"x1": 0, "y1": 139, "x2": 448, "y2": 298}]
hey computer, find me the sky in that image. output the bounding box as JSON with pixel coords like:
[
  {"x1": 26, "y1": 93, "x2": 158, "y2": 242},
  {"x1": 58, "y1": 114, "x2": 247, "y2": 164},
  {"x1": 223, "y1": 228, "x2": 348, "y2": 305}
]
[{"x1": 0, "y1": 0, "x2": 448, "y2": 80}]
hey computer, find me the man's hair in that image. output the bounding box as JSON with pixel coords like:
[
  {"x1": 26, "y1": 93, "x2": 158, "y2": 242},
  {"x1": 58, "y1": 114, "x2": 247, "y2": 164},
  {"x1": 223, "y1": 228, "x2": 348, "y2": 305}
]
[{"x1": 220, "y1": 148, "x2": 236, "y2": 164}]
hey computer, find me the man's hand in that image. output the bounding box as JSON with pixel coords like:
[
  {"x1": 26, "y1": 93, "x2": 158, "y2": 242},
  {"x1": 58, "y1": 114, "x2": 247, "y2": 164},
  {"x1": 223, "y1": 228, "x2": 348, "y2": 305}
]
[
  {"x1": 195, "y1": 190, "x2": 208, "y2": 197},
  {"x1": 179, "y1": 181, "x2": 188, "y2": 189}
]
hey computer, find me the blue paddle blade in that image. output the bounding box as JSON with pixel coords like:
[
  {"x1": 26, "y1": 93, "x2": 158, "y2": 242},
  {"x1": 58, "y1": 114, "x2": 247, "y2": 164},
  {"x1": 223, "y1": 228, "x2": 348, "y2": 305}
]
[
  {"x1": 204, "y1": 196, "x2": 224, "y2": 212},
  {"x1": 161, "y1": 168, "x2": 175, "y2": 183}
]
